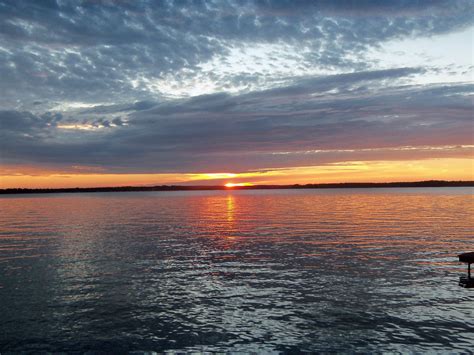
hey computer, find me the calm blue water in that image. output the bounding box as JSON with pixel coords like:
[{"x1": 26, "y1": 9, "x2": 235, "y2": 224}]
[{"x1": 0, "y1": 188, "x2": 473, "y2": 353}]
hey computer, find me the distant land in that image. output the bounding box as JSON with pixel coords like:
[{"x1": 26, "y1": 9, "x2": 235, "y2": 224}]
[{"x1": 0, "y1": 180, "x2": 473, "y2": 195}]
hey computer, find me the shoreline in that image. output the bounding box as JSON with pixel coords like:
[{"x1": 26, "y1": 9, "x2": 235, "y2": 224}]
[{"x1": 1, "y1": 180, "x2": 473, "y2": 195}]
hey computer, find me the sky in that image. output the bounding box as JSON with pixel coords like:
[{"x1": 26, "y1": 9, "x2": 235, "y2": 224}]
[{"x1": 0, "y1": 0, "x2": 473, "y2": 188}]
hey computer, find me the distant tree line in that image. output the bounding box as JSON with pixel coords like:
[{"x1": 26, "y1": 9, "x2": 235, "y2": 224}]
[{"x1": 0, "y1": 180, "x2": 473, "y2": 195}]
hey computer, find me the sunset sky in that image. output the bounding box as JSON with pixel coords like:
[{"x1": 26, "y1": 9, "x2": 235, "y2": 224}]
[{"x1": 0, "y1": 0, "x2": 473, "y2": 188}]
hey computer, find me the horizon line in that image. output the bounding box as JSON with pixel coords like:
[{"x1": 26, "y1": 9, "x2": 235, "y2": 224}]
[{"x1": 1, "y1": 180, "x2": 473, "y2": 195}]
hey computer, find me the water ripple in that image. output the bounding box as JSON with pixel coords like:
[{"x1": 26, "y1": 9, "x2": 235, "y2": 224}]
[{"x1": 0, "y1": 188, "x2": 473, "y2": 352}]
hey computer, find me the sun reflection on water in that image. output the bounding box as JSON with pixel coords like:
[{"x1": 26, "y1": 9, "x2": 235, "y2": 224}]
[{"x1": 226, "y1": 194, "x2": 235, "y2": 224}]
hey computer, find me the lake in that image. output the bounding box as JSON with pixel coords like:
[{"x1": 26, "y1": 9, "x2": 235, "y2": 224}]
[{"x1": 0, "y1": 188, "x2": 473, "y2": 353}]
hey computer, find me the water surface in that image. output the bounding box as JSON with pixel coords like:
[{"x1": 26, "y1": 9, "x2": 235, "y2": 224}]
[{"x1": 0, "y1": 188, "x2": 473, "y2": 352}]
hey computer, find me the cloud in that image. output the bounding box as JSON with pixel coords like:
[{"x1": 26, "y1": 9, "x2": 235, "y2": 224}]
[
  {"x1": 1, "y1": 67, "x2": 472, "y2": 173},
  {"x1": 0, "y1": 1, "x2": 472, "y2": 178},
  {"x1": 0, "y1": 0, "x2": 472, "y2": 108}
]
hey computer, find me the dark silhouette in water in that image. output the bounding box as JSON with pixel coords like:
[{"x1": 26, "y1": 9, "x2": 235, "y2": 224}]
[
  {"x1": 459, "y1": 252, "x2": 474, "y2": 288},
  {"x1": 0, "y1": 180, "x2": 473, "y2": 195}
]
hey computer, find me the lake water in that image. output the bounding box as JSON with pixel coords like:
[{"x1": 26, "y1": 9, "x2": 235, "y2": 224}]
[{"x1": 0, "y1": 188, "x2": 473, "y2": 353}]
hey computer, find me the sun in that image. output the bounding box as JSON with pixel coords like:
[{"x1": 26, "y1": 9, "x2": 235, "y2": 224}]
[{"x1": 225, "y1": 182, "x2": 253, "y2": 188}]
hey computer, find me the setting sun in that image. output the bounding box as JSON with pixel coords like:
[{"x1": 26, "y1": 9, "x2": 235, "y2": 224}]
[{"x1": 225, "y1": 182, "x2": 254, "y2": 188}]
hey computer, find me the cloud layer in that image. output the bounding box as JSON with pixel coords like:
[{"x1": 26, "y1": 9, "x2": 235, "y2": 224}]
[{"x1": 0, "y1": 0, "x2": 473, "y2": 179}]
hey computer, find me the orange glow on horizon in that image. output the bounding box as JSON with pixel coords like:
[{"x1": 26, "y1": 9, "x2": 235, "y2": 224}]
[
  {"x1": 225, "y1": 182, "x2": 254, "y2": 188},
  {"x1": 0, "y1": 158, "x2": 473, "y2": 189}
]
